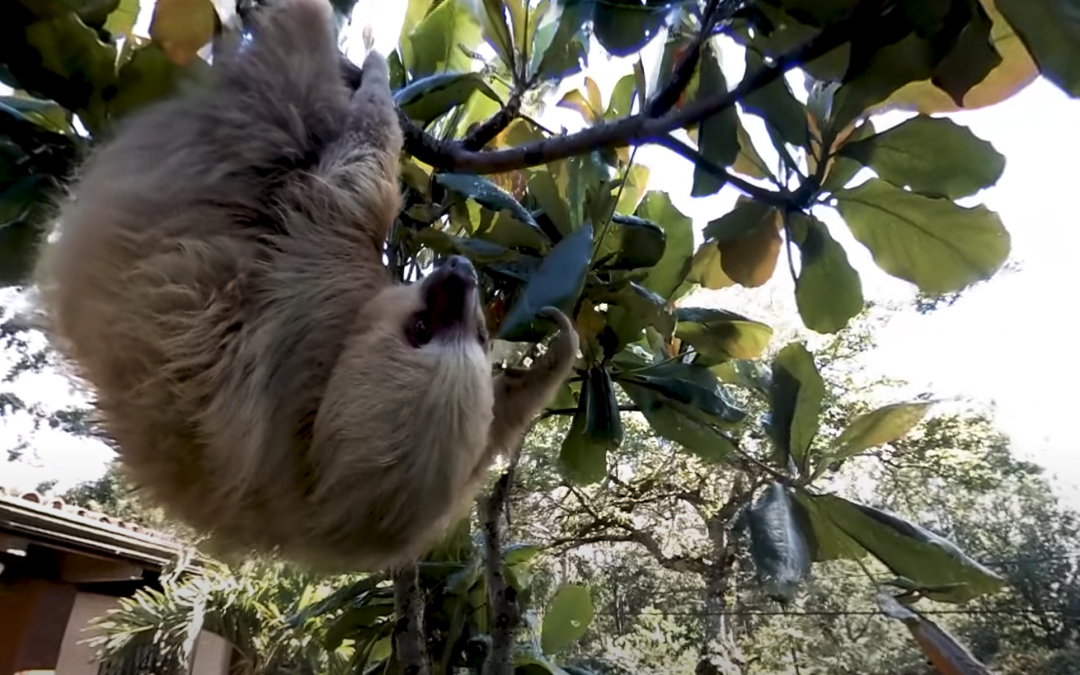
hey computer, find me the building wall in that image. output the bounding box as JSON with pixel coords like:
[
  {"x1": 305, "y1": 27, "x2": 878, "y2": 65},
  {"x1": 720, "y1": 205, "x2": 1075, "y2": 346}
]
[
  {"x1": 0, "y1": 577, "x2": 77, "y2": 675},
  {"x1": 54, "y1": 593, "x2": 118, "y2": 675},
  {"x1": 53, "y1": 592, "x2": 231, "y2": 675}
]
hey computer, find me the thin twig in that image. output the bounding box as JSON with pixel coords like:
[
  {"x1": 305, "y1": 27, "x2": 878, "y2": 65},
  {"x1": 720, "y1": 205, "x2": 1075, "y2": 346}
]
[
  {"x1": 463, "y1": 91, "x2": 524, "y2": 151},
  {"x1": 393, "y1": 565, "x2": 430, "y2": 675}
]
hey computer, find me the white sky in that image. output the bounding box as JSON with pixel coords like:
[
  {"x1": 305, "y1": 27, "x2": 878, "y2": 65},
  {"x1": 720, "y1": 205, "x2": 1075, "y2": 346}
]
[{"x1": 2, "y1": 1, "x2": 1078, "y2": 509}]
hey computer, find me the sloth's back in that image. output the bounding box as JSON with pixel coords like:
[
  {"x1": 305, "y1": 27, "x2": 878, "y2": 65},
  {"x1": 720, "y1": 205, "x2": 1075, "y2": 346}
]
[{"x1": 37, "y1": 93, "x2": 361, "y2": 549}]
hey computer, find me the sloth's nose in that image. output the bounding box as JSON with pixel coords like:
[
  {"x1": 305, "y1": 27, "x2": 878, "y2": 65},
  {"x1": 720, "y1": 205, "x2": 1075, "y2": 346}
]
[{"x1": 444, "y1": 255, "x2": 476, "y2": 279}]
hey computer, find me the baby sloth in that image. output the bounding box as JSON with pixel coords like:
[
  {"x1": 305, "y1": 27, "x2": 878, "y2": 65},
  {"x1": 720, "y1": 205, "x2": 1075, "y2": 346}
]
[{"x1": 33, "y1": 0, "x2": 578, "y2": 571}]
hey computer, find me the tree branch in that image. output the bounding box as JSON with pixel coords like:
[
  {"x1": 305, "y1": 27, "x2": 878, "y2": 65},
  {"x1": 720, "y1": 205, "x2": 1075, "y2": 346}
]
[
  {"x1": 400, "y1": 3, "x2": 870, "y2": 176},
  {"x1": 463, "y1": 91, "x2": 524, "y2": 151},
  {"x1": 481, "y1": 441, "x2": 525, "y2": 675},
  {"x1": 393, "y1": 565, "x2": 430, "y2": 675}
]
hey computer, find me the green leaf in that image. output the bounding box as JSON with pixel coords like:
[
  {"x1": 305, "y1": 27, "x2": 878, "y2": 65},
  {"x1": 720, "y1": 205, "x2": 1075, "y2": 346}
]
[
  {"x1": 407, "y1": 0, "x2": 484, "y2": 78},
  {"x1": 691, "y1": 42, "x2": 738, "y2": 197},
  {"x1": 0, "y1": 174, "x2": 47, "y2": 227},
  {"x1": 590, "y1": 0, "x2": 670, "y2": 57},
  {"x1": 835, "y1": 178, "x2": 1011, "y2": 294},
  {"x1": 413, "y1": 227, "x2": 516, "y2": 265},
  {"x1": 818, "y1": 401, "x2": 934, "y2": 475},
  {"x1": 768, "y1": 342, "x2": 824, "y2": 473},
  {"x1": 598, "y1": 214, "x2": 665, "y2": 270},
  {"x1": 617, "y1": 360, "x2": 747, "y2": 427},
  {"x1": 619, "y1": 381, "x2": 738, "y2": 462},
  {"x1": 542, "y1": 584, "x2": 594, "y2": 654},
  {"x1": 0, "y1": 96, "x2": 71, "y2": 135},
  {"x1": 742, "y1": 48, "x2": 809, "y2": 148},
  {"x1": 556, "y1": 88, "x2": 598, "y2": 124},
  {"x1": 674, "y1": 307, "x2": 772, "y2": 366},
  {"x1": 747, "y1": 482, "x2": 812, "y2": 603},
  {"x1": 478, "y1": 0, "x2": 515, "y2": 70},
  {"x1": 436, "y1": 172, "x2": 543, "y2": 233},
  {"x1": 839, "y1": 115, "x2": 1005, "y2": 200},
  {"x1": 596, "y1": 281, "x2": 675, "y2": 349},
  {"x1": 503, "y1": 543, "x2": 541, "y2": 565},
  {"x1": 993, "y1": 0, "x2": 1080, "y2": 96},
  {"x1": 532, "y1": 0, "x2": 588, "y2": 82},
  {"x1": 636, "y1": 191, "x2": 693, "y2": 300},
  {"x1": 498, "y1": 223, "x2": 592, "y2": 341},
  {"x1": 703, "y1": 197, "x2": 774, "y2": 243},
  {"x1": 789, "y1": 211, "x2": 864, "y2": 334},
  {"x1": 109, "y1": 42, "x2": 187, "y2": 121},
  {"x1": 604, "y1": 73, "x2": 638, "y2": 121},
  {"x1": 684, "y1": 242, "x2": 732, "y2": 290},
  {"x1": 104, "y1": 0, "x2": 141, "y2": 36},
  {"x1": 805, "y1": 493, "x2": 1006, "y2": 603},
  {"x1": 394, "y1": 72, "x2": 502, "y2": 126},
  {"x1": 560, "y1": 368, "x2": 621, "y2": 486}
]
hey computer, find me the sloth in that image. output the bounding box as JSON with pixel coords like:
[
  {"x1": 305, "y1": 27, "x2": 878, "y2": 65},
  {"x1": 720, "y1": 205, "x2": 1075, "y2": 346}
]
[{"x1": 32, "y1": 0, "x2": 579, "y2": 572}]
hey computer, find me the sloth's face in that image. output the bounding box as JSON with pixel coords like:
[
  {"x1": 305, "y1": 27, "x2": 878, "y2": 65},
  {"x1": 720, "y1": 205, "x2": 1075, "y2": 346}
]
[{"x1": 406, "y1": 255, "x2": 489, "y2": 350}]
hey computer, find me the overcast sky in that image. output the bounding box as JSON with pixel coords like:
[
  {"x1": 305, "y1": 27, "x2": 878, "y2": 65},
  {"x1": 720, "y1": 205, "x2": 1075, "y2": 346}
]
[{"x1": 3, "y1": 1, "x2": 1077, "y2": 509}]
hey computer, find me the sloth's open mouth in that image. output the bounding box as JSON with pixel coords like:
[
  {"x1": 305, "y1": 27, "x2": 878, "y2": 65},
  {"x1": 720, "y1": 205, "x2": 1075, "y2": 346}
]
[{"x1": 407, "y1": 256, "x2": 480, "y2": 348}]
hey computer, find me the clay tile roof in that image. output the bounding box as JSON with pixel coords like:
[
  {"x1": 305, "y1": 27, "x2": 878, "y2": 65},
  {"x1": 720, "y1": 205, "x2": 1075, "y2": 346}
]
[{"x1": 1, "y1": 488, "x2": 180, "y2": 547}]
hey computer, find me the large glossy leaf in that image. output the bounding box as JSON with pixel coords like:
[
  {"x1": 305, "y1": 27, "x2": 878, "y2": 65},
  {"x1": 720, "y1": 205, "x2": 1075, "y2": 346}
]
[
  {"x1": 997, "y1": 0, "x2": 1080, "y2": 97},
  {"x1": 831, "y1": 3, "x2": 1000, "y2": 130},
  {"x1": 598, "y1": 214, "x2": 665, "y2": 270},
  {"x1": 880, "y1": 0, "x2": 1038, "y2": 114},
  {"x1": 542, "y1": 584, "x2": 594, "y2": 654},
  {"x1": 394, "y1": 72, "x2": 501, "y2": 126},
  {"x1": 635, "y1": 191, "x2": 693, "y2": 300},
  {"x1": 674, "y1": 307, "x2": 772, "y2": 366},
  {"x1": 789, "y1": 211, "x2": 864, "y2": 334},
  {"x1": 104, "y1": 0, "x2": 141, "y2": 36},
  {"x1": 436, "y1": 172, "x2": 543, "y2": 233},
  {"x1": 839, "y1": 115, "x2": 1005, "y2": 200},
  {"x1": 560, "y1": 368, "x2": 622, "y2": 486},
  {"x1": 816, "y1": 401, "x2": 934, "y2": 476},
  {"x1": 590, "y1": 0, "x2": 671, "y2": 57},
  {"x1": 617, "y1": 360, "x2": 747, "y2": 427},
  {"x1": 835, "y1": 178, "x2": 1011, "y2": 294},
  {"x1": 878, "y1": 593, "x2": 996, "y2": 674},
  {"x1": 691, "y1": 42, "x2": 739, "y2": 197},
  {"x1": 596, "y1": 280, "x2": 675, "y2": 349},
  {"x1": 498, "y1": 223, "x2": 592, "y2": 341},
  {"x1": 406, "y1": 0, "x2": 484, "y2": 78},
  {"x1": 803, "y1": 493, "x2": 1006, "y2": 603},
  {"x1": 0, "y1": 96, "x2": 72, "y2": 135},
  {"x1": 148, "y1": 0, "x2": 215, "y2": 67},
  {"x1": 685, "y1": 242, "x2": 734, "y2": 290},
  {"x1": 747, "y1": 482, "x2": 812, "y2": 603},
  {"x1": 619, "y1": 381, "x2": 738, "y2": 463},
  {"x1": 769, "y1": 342, "x2": 824, "y2": 473}
]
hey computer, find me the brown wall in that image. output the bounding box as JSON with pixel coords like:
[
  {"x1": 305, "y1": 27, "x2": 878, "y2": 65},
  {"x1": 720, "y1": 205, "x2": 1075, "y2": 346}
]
[{"x1": 0, "y1": 577, "x2": 77, "y2": 675}]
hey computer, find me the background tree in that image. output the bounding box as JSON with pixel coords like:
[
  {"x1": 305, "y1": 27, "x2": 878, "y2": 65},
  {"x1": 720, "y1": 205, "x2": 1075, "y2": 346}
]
[{"x1": 3, "y1": 0, "x2": 1079, "y2": 673}]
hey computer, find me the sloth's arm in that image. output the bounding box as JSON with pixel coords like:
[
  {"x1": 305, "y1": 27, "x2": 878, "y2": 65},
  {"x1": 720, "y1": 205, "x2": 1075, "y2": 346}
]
[{"x1": 472, "y1": 308, "x2": 580, "y2": 478}]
